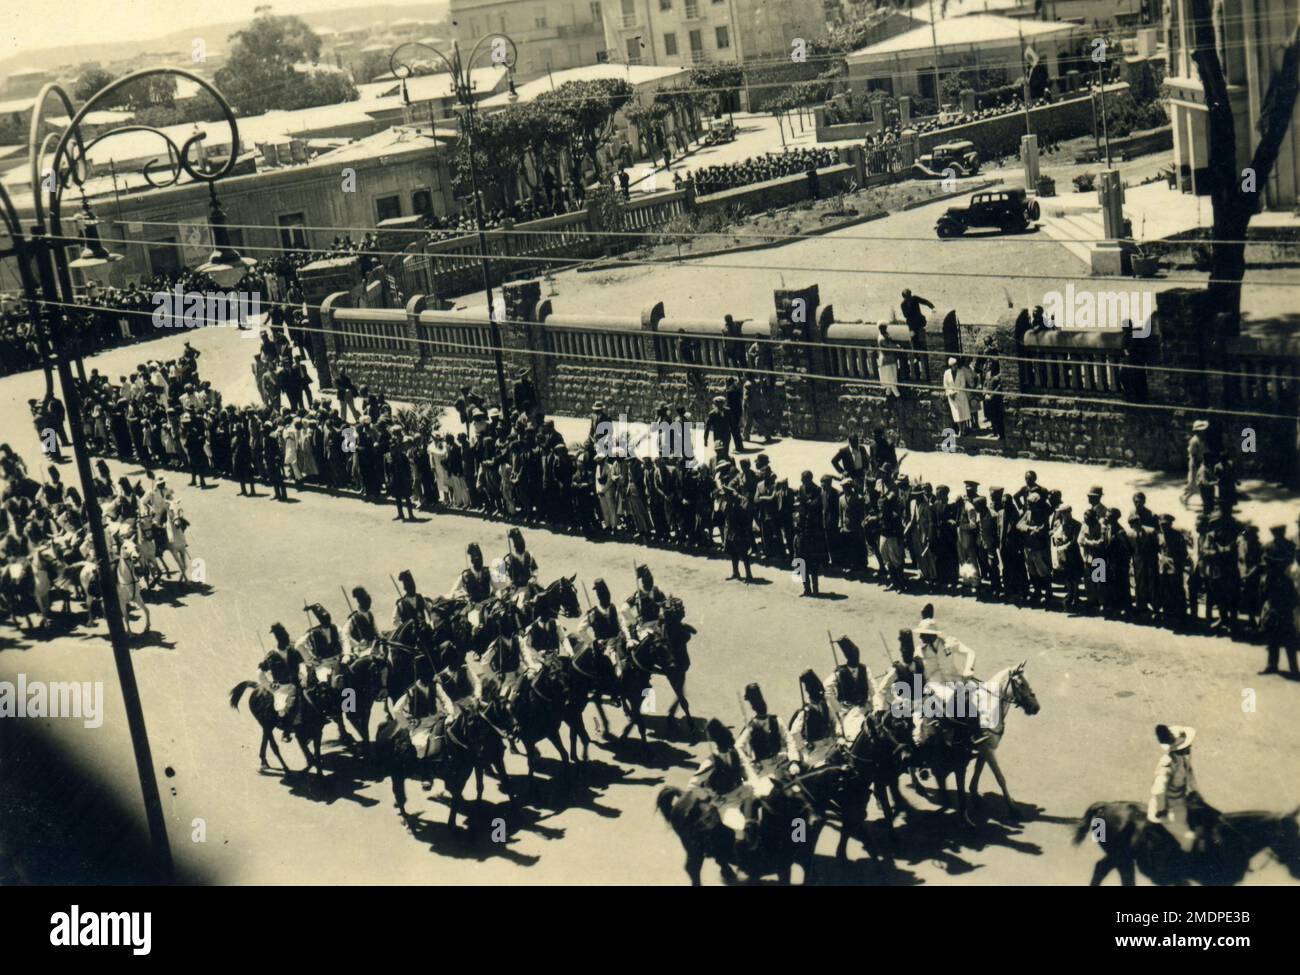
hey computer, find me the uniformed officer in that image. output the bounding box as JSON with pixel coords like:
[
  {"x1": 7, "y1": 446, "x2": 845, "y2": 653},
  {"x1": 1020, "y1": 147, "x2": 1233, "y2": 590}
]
[
  {"x1": 789, "y1": 670, "x2": 836, "y2": 768},
  {"x1": 458, "y1": 542, "x2": 494, "y2": 604},
  {"x1": 626, "y1": 563, "x2": 666, "y2": 634},
  {"x1": 345, "y1": 586, "x2": 378, "y2": 656},
  {"x1": 1148, "y1": 724, "x2": 1204, "y2": 854},
  {"x1": 392, "y1": 569, "x2": 430, "y2": 627},
  {"x1": 736, "y1": 683, "x2": 796, "y2": 782},
  {"x1": 259, "y1": 622, "x2": 304, "y2": 739},
  {"x1": 503, "y1": 527, "x2": 539, "y2": 590}
]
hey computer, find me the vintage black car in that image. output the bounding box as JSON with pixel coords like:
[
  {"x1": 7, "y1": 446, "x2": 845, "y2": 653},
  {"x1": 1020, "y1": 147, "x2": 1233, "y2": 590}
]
[
  {"x1": 935, "y1": 187, "x2": 1040, "y2": 237},
  {"x1": 912, "y1": 140, "x2": 980, "y2": 180}
]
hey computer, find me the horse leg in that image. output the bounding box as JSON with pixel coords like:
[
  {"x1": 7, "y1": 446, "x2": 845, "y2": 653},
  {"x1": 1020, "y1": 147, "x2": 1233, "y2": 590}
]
[
  {"x1": 984, "y1": 749, "x2": 1018, "y2": 819},
  {"x1": 493, "y1": 755, "x2": 513, "y2": 801},
  {"x1": 957, "y1": 763, "x2": 975, "y2": 827},
  {"x1": 592, "y1": 697, "x2": 612, "y2": 738},
  {"x1": 258, "y1": 728, "x2": 271, "y2": 769},
  {"x1": 297, "y1": 737, "x2": 316, "y2": 775},
  {"x1": 874, "y1": 780, "x2": 897, "y2": 840},
  {"x1": 391, "y1": 773, "x2": 410, "y2": 818},
  {"x1": 685, "y1": 848, "x2": 705, "y2": 886},
  {"x1": 1117, "y1": 857, "x2": 1136, "y2": 887},
  {"x1": 547, "y1": 730, "x2": 570, "y2": 778},
  {"x1": 265, "y1": 729, "x2": 291, "y2": 771},
  {"x1": 1090, "y1": 855, "x2": 1116, "y2": 886}
]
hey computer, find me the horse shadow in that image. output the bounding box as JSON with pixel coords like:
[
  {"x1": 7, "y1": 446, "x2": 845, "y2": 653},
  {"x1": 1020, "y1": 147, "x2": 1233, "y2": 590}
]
[
  {"x1": 275, "y1": 747, "x2": 383, "y2": 809},
  {"x1": 806, "y1": 848, "x2": 923, "y2": 887},
  {"x1": 596, "y1": 727, "x2": 698, "y2": 772},
  {"x1": 127, "y1": 629, "x2": 178, "y2": 651},
  {"x1": 401, "y1": 796, "x2": 542, "y2": 867}
]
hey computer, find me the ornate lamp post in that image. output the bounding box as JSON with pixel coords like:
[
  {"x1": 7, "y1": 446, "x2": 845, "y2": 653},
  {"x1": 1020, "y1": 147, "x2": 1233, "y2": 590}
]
[
  {"x1": 16, "y1": 68, "x2": 243, "y2": 881},
  {"x1": 390, "y1": 37, "x2": 518, "y2": 413}
]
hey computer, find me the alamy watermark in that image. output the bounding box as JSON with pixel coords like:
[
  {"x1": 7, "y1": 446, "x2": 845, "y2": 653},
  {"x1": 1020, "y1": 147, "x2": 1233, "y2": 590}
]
[
  {"x1": 593, "y1": 413, "x2": 698, "y2": 461},
  {"x1": 0, "y1": 674, "x2": 104, "y2": 728},
  {"x1": 151, "y1": 286, "x2": 260, "y2": 329},
  {"x1": 1040, "y1": 284, "x2": 1153, "y2": 337}
]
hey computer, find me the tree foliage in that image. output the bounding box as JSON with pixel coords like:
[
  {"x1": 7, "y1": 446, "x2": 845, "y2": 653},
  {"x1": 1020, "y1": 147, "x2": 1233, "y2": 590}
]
[{"x1": 214, "y1": 12, "x2": 356, "y2": 115}]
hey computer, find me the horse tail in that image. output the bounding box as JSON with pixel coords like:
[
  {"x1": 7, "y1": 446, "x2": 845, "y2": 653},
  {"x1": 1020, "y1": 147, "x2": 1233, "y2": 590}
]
[
  {"x1": 1073, "y1": 801, "x2": 1111, "y2": 846},
  {"x1": 656, "y1": 785, "x2": 683, "y2": 824},
  {"x1": 229, "y1": 680, "x2": 257, "y2": 710}
]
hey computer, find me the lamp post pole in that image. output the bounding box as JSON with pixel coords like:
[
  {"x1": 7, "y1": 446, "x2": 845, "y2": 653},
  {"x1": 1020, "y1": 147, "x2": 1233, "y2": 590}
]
[
  {"x1": 391, "y1": 38, "x2": 517, "y2": 415},
  {"x1": 20, "y1": 68, "x2": 243, "y2": 882}
]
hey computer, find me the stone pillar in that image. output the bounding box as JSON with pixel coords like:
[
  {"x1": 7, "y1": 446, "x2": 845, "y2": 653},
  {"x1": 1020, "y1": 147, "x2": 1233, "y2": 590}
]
[
  {"x1": 959, "y1": 88, "x2": 977, "y2": 114},
  {"x1": 898, "y1": 129, "x2": 919, "y2": 167},
  {"x1": 501, "y1": 279, "x2": 543, "y2": 404},
  {"x1": 1020, "y1": 133, "x2": 1040, "y2": 192},
  {"x1": 899, "y1": 96, "x2": 912, "y2": 124},
  {"x1": 298, "y1": 256, "x2": 365, "y2": 390},
  {"x1": 1090, "y1": 169, "x2": 1127, "y2": 275},
  {"x1": 772, "y1": 284, "x2": 822, "y2": 438},
  {"x1": 405, "y1": 294, "x2": 428, "y2": 362}
]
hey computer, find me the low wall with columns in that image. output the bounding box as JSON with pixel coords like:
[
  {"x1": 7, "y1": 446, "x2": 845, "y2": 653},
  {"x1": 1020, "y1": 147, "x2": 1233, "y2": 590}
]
[{"x1": 313, "y1": 280, "x2": 1300, "y2": 485}]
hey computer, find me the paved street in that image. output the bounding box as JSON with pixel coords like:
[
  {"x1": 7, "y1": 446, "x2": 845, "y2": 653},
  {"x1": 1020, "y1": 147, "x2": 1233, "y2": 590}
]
[{"x1": 2, "y1": 326, "x2": 1297, "y2": 885}]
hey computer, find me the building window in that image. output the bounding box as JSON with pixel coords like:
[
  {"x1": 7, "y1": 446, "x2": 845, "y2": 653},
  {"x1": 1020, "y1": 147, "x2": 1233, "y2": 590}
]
[
  {"x1": 412, "y1": 188, "x2": 434, "y2": 216},
  {"x1": 659, "y1": 0, "x2": 672, "y2": 8},
  {"x1": 715, "y1": 25, "x2": 729, "y2": 48},
  {"x1": 684, "y1": 0, "x2": 699, "y2": 17},
  {"x1": 535, "y1": 9, "x2": 548, "y2": 27},
  {"x1": 620, "y1": 0, "x2": 636, "y2": 28},
  {"x1": 626, "y1": 37, "x2": 642, "y2": 64},
  {"x1": 596, "y1": 49, "x2": 610, "y2": 62},
  {"x1": 375, "y1": 194, "x2": 402, "y2": 223},
  {"x1": 277, "y1": 213, "x2": 307, "y2": 250},
  {"x1": 664, "y1": 32, "x2": 678, "y2": 56},
  {"x1": 689, "y1": 29, "x2": 703, "y2": 56},
  {"x1": 590, "y1": 0, "x2": 602, "y2": 20}
]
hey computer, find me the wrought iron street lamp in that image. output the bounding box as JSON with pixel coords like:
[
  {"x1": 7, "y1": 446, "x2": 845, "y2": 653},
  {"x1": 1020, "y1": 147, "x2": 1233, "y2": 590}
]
[
  {"x1": 390, "y1": 36, "x2": 518, "y2": 413},
  {"x1": 16, "y1": 68, "x2": 243, "y2": 881}
]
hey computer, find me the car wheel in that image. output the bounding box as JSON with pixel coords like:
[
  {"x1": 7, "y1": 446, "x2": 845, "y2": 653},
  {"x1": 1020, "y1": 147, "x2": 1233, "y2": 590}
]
[{"x1": 1026, "y1": 199, "x2": 1041, "y2": 222}]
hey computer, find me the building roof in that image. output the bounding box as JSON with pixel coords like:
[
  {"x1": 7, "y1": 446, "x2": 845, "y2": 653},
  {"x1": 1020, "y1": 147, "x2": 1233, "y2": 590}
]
[
  {"x1": 909, "y1": 0, "x2": 1031, "y2": 21},
  {"x1": 310, "y1": 124, "x2": 457, "y2": 164},
  {"x1": 478, "y1": 63, "x2": 688, "y2": 109},
  {"x1": 847, "y1": 14, "x2": 1081, "y2": 61}
]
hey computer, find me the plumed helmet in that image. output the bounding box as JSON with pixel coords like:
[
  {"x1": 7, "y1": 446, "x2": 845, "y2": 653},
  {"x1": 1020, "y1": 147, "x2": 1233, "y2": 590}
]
[{"x1": 743, "y1": 682, "x2": 766, "y2": 712}]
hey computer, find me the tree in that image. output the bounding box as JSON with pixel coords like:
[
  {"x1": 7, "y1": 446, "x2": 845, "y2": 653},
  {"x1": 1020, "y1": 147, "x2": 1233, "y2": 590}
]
[
  {"x1": 688, "y1": 64, "x2": 742, "y2": 116},
  {"x1": 536, "y1": 78, "x2": 632, "y2": 181},
  {"x1": 74, "y1": 67, "x2": 118, "y2": 104},
  {"x1": 1189, "y1": 0, "x2": 1300, "y2": 332},
  {"x1": 214, "y1": 12, "x2": 356, "y2": 115}
]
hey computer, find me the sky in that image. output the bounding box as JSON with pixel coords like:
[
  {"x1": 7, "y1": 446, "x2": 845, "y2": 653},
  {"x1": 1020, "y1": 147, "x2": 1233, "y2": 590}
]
[{"x1": 0, "y1": 0, "x2": 438, "y2": 64}]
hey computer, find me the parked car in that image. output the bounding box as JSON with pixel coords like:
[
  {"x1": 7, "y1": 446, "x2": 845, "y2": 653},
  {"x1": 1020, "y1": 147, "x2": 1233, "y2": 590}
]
[
  {"x1": 703, "y1": 118, "x2": 736, "y2": 145},
  {"x1": 935, "y1": 187, "x2": 1040, "y2": 237},
  {"x1": 912, "y1": 140, "x2": 980, "y2": 180}
]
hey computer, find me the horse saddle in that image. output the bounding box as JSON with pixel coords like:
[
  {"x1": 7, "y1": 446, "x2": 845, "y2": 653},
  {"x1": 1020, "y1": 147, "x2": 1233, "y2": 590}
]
[
  {"x1": 839, "y1": 706, "x2": 868, "y2": 743},
  {"x1": 271, "y1": 683, "x2": 297, "y2": 718},
  {"x1": 410, "y1": 716, "x2": 446, "y2": 761},
  {"x1": 314, "y1": 659, "x2": 345, "y2": 689}
]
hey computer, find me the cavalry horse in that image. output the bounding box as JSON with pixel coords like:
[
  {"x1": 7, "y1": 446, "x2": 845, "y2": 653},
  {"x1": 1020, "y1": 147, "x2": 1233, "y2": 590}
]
[
  {"x1": 795, "y1": 710, "x2": 916, "y2": 860},
  {"x1": 1075, "y1": 795, "x2": 1300, "y2": 886},
  {"x1": 967, "y1": 663, "x2": 1040, "y2": 818},
  {"x1": 562, "y1": 631, "x2": 654, "y2": 757},
  {"x1": 229, "y1": 679, "x2": 330, "y2": 777},
  {"x1": 656, "y1": 781, "x2": 824, "y2": 885},
  {"x1": 373, "y1": 706, "x2": 512, "y2": 831},
  {"x1": 910, "y1": 661, "x2": 1038, "y2": 826}
]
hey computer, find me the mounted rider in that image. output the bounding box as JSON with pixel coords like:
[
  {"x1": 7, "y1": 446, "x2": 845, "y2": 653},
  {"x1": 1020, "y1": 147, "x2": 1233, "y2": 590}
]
[
  {"x1": 521, "y1": 595, "x2": 563, "y2": 676},
  {"x1": 913, "y1": 618, "x2": 979, "y2": 745},
  {"x1": 826, "y1": 635, "x2": 872, "y2": 741},
  {"x1": 397, "y1": 653, "x2": 441, "y2": 769},
  {"x1": 302, "y1": 603, "x2": 345, "y2": 690},
  {"x1": 1148, "y1": 724, "x2": 1217, "y2": 855},
  {"x1": 502, "y1": 528, "x2": 539, "y2": 591},
  {"x1": 789, "y1": 670, "x2": 838, "y2": 769},
  {"x1": 392, "y1": 569, "x2": 432, "y2": 628},
  {"x1": 344, "y1": 586, "x2": 378, "y2": 656},
  {"x1": 434, "y1": 640, "x2": 482, "y2": 722},
  {"x1": 259, "y1": 622, "x2": 305, "y2": 739},
  {"x1": 586, "y1": 577, "x2": 631, "y2": 678},
  {"x1": 737, "y1": 683, "x2": 797, "y2": 788},
  {"x1": 690, "y1": 718, "x2": 758, "y2": 846},
  {"x1": 625, "y1": 563, "x2": 666, "y2": 638},
  {"x1": 455, "y1": 542, "x2": 494, "y2": 604}
]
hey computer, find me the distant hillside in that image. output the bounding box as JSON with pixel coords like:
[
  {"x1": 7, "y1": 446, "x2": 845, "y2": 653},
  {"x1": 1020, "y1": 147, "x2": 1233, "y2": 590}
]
[{"x1": 0, "y1": 2, "x2": 449, "y2": 78}]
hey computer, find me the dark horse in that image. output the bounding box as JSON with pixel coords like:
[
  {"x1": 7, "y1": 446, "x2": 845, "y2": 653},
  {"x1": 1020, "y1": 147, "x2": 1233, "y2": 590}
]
[
  {"x1": 373, "y1": 706, "x2": 512, "y2": 831},
  {"x1": 656, "y1": 783, "x2": 824, "y2": 885},
  {"x1": 1074, "y1": 795, "x2": 1300, "y2": 886},
  {"x1": 796, "y1": 711, "x2": 915, "y2": 859},
  {"x1": 229, "y1": 680, "x2": 330, "y2": 777},
  {"x1": 561, "y1": 632, "x2": 653, "y2": 759}
]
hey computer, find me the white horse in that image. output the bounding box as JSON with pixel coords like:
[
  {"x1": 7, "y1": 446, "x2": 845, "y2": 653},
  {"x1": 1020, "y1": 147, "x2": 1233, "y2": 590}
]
[
  {"x1": 161, "y1": 499, "x2": 191, "y2": 582},
  {"x1": 968, "y1": 662, "x2": 1040, "y2": 818},
  {"x1": 115, "y1": 541, "x2": 151, "y2": 635}
]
